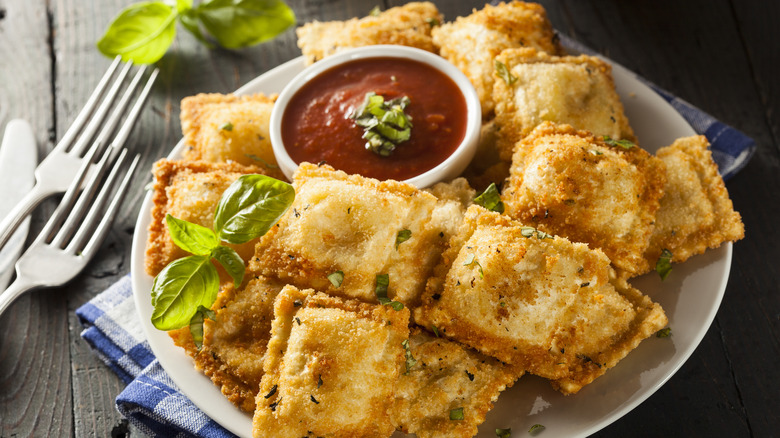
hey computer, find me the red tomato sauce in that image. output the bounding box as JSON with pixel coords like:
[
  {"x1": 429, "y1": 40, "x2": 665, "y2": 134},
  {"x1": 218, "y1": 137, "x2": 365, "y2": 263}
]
[{"x1": 281, "y1": 57, "x2": 468, "y2": 181}]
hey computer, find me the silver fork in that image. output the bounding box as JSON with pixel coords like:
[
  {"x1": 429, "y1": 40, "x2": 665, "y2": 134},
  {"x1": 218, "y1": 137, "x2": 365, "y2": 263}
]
[
  {"x1": 0, "y1": 56, "x2": 158, "y2": 251},
  {"x1": 0, "y1": 145, "x2": 140, "y2": 316}
]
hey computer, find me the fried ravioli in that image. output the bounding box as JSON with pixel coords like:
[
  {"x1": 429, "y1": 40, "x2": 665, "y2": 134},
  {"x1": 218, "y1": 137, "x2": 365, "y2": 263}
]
[
  {"x1": 414, "y1": 206, "x2": 667, "y2": 393},
  {"x1": 250, "y1": 163, "x2": 447, "y2": 307},
  {"x1": 502, "y1": 123, "x2": 666, "y2": 275},
  {"x1": 432, "y1": 1, "x2": 562, "y2": 118},
  {"x1": 493, "y1": 48, "x2": 636, "y2": 161},
  {"x1": 391, "y1": 328, "x2": 522, "y2": 437},
  {"x1": 252, "y1": 285, "x2": 409, "y2": 438},
  {"x1": 296, "y1": 2, "x2": 442, "y2": 65},
  {"x1": 180, "y1": 93, "x2": 286, "y2": 180},
  {"x1": 144, "y1": 159, "x2": 267, "y2": 277},
  {"x1": 639, "y1": 135, "x2": 744, "y2": 275},
  {"x1": 169, "y1": 276, "x2": 285, "y2": 412}
]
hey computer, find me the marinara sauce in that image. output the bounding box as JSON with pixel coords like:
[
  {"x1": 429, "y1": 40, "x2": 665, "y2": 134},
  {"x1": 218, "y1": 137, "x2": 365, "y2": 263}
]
[{"x1": 281, "y1": 57, "x2": 468, "y2": 181}]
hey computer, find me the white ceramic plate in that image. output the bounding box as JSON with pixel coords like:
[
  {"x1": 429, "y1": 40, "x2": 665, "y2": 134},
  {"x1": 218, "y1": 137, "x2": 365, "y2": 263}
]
[{"x1": 131, "y1": 56, "x2": 732, "y2": 437}]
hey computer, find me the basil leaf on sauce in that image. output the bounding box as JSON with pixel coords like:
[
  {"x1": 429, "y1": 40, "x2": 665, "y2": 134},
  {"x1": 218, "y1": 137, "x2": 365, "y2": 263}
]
[
  {"x1": 210, "y1": 245, "x2": 245, "y2": 288},
  {"x1": 656, "y1": 248, "x2": 673, "y2": 280},
  {"x1": 166, "y1": 214, "x2": 219, "y2": 256},
  {"x1": 151, "y1": 255, "x2": 219, "y2": 331},
  {"x1": 474, "y1": 183, "x2": 505, "y2": 213},
  {"x1": 351, "y1": 92, "x2": 413, "y2": 157},
  {"x1": 213, "y1": 174, "x2": 295, "y2": 244},
  {"x1": 189, "y1": 305, "x2": 216, "y2": 350}
]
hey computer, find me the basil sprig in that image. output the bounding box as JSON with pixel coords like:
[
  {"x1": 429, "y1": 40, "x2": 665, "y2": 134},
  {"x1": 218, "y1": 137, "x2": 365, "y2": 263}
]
[
  {"x1": 98, "y1": 0, "x2": 295, "y2": 64},
  {"x1": 474, "y1": 183, "x2": 505, "y2": 213},
  {"x1": 350, "y1": 92, "x2": 413, "y2": 157},
  {"x1": 150, "y1": 174, "x2": 294, "y2": 332}
]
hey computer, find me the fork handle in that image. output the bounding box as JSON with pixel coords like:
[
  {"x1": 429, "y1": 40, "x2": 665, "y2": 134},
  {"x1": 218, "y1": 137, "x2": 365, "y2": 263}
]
[
  {"x1": 0, "y1": 183, "x2": 56, "y2": 250},
  {"x1": 0, "y1": 275, "x2": 34, "y2": 317}
]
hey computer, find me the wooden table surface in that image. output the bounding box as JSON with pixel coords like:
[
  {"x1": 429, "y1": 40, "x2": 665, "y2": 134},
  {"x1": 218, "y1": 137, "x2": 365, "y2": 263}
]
[{"x1": 0, "y1": 0, "x2": 777, "y2": 436}]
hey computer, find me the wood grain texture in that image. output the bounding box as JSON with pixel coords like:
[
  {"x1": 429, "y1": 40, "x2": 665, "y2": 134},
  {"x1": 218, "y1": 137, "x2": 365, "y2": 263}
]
[{"x1": 0, "y1": 0, "x2": 777, "y2": 436}]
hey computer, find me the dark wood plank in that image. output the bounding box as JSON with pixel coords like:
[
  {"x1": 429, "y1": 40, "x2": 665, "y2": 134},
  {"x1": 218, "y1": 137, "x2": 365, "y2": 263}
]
[{"x1": 0, "y1": 0, "x2": 73, "y2": 436}]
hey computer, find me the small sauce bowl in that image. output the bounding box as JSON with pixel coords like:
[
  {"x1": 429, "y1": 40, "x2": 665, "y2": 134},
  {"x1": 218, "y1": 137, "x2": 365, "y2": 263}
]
[{"x1": 269, "y1": 45, "x2": 481, "y2": 188}]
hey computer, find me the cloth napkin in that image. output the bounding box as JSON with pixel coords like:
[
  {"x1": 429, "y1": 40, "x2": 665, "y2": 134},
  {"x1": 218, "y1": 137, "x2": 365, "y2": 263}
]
[{"x1": 76, "y1": 38, "x2": 756, "y2": 438}]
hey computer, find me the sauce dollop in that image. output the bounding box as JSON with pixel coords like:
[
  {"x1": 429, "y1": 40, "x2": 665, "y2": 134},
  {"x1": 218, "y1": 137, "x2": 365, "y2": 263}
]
[{"x1": 281, "y1": 57, "x2": 468, "y2": 181}]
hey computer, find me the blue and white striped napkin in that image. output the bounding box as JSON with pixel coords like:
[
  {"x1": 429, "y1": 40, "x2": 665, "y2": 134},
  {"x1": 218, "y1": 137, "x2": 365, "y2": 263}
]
[{"x1": 76, "y1": 37, "x2": 755, "y2": 438}]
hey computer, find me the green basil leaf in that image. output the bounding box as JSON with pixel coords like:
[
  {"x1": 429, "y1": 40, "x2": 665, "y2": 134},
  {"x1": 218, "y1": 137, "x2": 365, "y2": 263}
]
[
  {"x1": 213, "y1": 174, "x2": 295, "y2": 244},
  {"x1": 375, "y1": 273, "x2": 404, "y2": 310},
  {"x1": 166, "y1": 214, "x2": 219, "y2": 256},
  {"x1": 656, "y1": 327, "x2": 672, "y2": 338},
  {"x1": 449, "y1": 407, "x2": 465, "y2": 421},
  {"x1": 151, "y1": 255, "x2": 220, "y2": 331},
  {"x1": 327, "y1": 270, "x2": 344, "y2": 288},
  {"x1": 97, "y1": 1, "x2": 178, "y2": 64},
  {"x1": 196, "y1": 0, "x2": 296, "y2": 49},
  {"x1": 189, "y1": 305, "x2": 216, "y2": 350},
  {"x1": 210, "y1": 245, "x2": 245, "y2": 288},
  {"x1": 474, "y1": 183, "x2": 505, "y2": 213},
  {"x1": 395, "y1": 229, "x2": 412, "y2": 249},
  {"x1": 401, "y1": 339, "x2": 417, "y2": 374},
  {"x1": 179, "y1": 8, "x2": 214, "y2": 48},
  {"x1": 528, "y1": 424, "x2": 545, "y2": 435},
  {"x1": 602, "y1": 135, "x2": 636, "y2": 149},
  {"x1": 495, "y1": 428, "x2": 511, "y2": 438}
]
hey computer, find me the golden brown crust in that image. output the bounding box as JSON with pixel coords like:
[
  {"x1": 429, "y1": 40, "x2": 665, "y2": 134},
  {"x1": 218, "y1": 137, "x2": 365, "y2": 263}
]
[
  {"x1": 413, "y1": 205, "x2": 667, "y2": 393},
  {"x1": 250, "y1": 163, "x2": 447, "y2": 307},
  {"x1": 493, "y1": 48, "x2": 636, "y2": 161},
  {"x1": 391, "y1": 328, "x2": 522, "y2": 437},
  {"x1": 433, "y1": 1, "x2": 562, "y2": 118},
  {"x1": 144, "y1": 159, "x2": 267, "y2": 277},
  {"x1": 169, "y1": 276, "x2": 285, "y2": 412},
  {"x1": 180, "y1": 93, "x2": 286, "y2": 181},
  {"x1": 296, "y1": 2, "x2": 442, "y2": 65},
  {"x1": 252, "y1": 285, "x2": 409, "y2": 438},
  {"x1": 637, "y1": 135, "x2": 744, "y2": 275},
  {"x1": 502, "y1": 122, "x2": 666, "y2": 275}
]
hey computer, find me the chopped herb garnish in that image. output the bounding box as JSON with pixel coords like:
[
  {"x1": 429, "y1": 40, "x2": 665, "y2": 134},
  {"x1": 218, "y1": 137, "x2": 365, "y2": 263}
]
[
  {"x1": 368, "y1": 5, "x2": 381, "y2": 16},
  {"x1": 589, "y1": 149, "x2": 603, "y2": 156},
  {"x1": 327, "y1": 270, "x2": 344, "y2": 287},
  {"x1": 244, "y1": 154, "x2": 279, "y2": 169},
  {"x1": 432, "y1": 325, "x2": 440, "y2": 337},
  {"x1": 465, "y1": 370, "x2": 475, "y2": 381},
  {"x1": 295, "y1": 317, "x2": 301, "y2": 325},
  {"x1": 496, "y1": 428, "x2": 511, "y2": 438},
  {"x1": 395, "y1": 229, "x2": 412, "y2": 249},
  {"x1": 520, "y1": 226, "x2": 553, "y2": 240},
  {"x1": 219, "y1": 121, "x2": 233, "y2": 131},
  {"x1": 602, "y1": 135, "x2": 635, "y2": 149},
  {"x1": 350, "y1": 92, "x2": 413, "y2": 156},
  {"x1": 310, "y1": 395, "x2": 319, "y2": 404},
  {"x1": 474, "y1": 183, "x2": 505, "y2": 213},
  {"x1": 656, "y1": 327, "x2": 672, "y2": 338},
  {"x1": 375, "y1": 274, "x2": 404, "y2": 310},
  {"x1": 264, "y1": 384, "x2": 277, "y2": 399},
  {"x1": 656, "y1": 249, "x2": 673, "y2": 280},
  {"x1": 318, "y1": 374, "x2": 323, "y2": 388},
  {"x1": 500, "y1": 301, "x2": 507, "y2": 307},
  {"x1": 450, "y1": 407, "x2": 465, "y2": 421},
  {"x1": 528, "y1": 424, "x2": 545, "y2": 435},
  {"x1": 401, "y1": 339, "x2": 417, "y2": 374},
  {"x1": 463, "y1": 253, "x2": 484, "y2": 278},
  {"x1": 425, "y1": 17, "x2": 440, "y2": 26},
  {"x1": 495, "y1": 60, "x2": 517, "y2": 85}
]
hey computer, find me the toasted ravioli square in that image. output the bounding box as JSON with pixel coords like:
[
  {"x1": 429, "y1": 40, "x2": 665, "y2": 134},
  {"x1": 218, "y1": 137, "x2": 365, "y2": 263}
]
[
  {"x1": 144, "y1": 159, "x2": 266, "y2": 277},
  {"x1": 250, "y1": 163, "x2": 446, "y2": 306},
  {"x1": 180, "y1": 93, "x2": 285, "y2": 180},
  {"x1": 168, "y1": 276, "x2": 284, "y2": 412},
  {"x1": 639, "y1": 135, "x2": 744, "y2": 274},
  {"x1": 252, "y1": 285, "x2": 409, "y2": 438},
  {"x1": 296, "y1": 2, "x2": 442, "y2": 65},
  {"x1": 391, "y1": 328, "x2": 522, "y2": 438},
  {"x1": 493, "y1": 48, "x2": 636, "y2": 161},
  {"x1": 502, "y1": 123, "x2": 666, "y2": 275},
  {"x1": 433, "y1": 1, "x2": 562, "y2": 118},
  {"x1": 414, "y1": 206, "x2": 667, "y2": 393}
]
